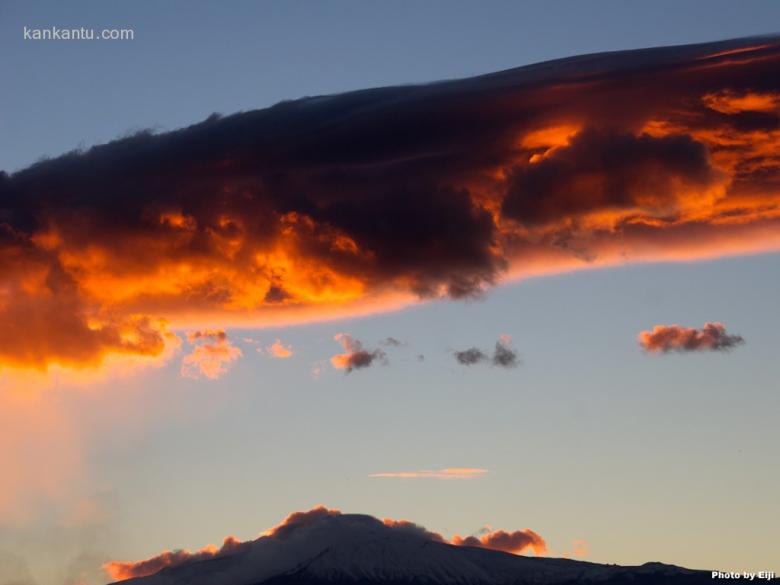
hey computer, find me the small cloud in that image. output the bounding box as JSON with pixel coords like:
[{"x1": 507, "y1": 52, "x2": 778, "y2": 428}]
[
  {"x1": 186, "y1": 329, "x2": 227, "y2": 344},
  {"x1": 180, "y1": 329, "x2": 242, "y2": 379},
  {"x1": 492, "y1": 339, "x2": 519, "y2": 368},
  {"x1": 451, "y1": 528, "x2": 546, "y2": 555},
  {"x1": 454, "y1": 336, "x2": 519, "y2": 368},
  {"x1": 638, "y1": 322, "x2": 745, "y2": 353},
  {"x1": 369, "y1": 467, "x2": 488, "y2": 479},
  {"x1": 330, "y1": 334, "x2": 386, "y2": 373},
  {"x1": 381, "y1": 337, "x2": 403, "y2": 347},
  {"x1": 266, "y1": 339, "x2": 293, "y2": 358},
  {"x1": 454, "y1": 347, "x2": 487, "y2": 365}
]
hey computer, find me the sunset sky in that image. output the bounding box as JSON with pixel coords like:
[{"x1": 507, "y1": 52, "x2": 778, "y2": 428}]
[{"x1": 1, "y1": 2, "x2": 780, "y2": 584}]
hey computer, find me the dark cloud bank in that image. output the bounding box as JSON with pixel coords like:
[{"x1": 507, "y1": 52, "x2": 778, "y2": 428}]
[{"x1": 2, "y1": 36, "x2": 780, "y2": 371}]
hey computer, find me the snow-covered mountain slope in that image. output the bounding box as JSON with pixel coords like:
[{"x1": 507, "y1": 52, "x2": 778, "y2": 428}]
[{"x1": 112, "y1": 513, "x2": 713, "y2": 585}]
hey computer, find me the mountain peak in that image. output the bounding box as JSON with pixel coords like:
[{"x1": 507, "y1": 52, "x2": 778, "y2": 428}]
[{"x1": 109, "y1": 508, "x2": 717, "y2": 585}]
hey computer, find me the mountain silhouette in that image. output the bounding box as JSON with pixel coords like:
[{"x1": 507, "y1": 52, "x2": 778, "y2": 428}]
[{"x1": 111, "y1": 512, "x2": 726, "y2": 584}]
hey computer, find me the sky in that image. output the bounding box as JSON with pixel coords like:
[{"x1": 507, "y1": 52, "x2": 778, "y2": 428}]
[{"x1": 1, "y1": 2, "x2": 780, "y2": 584}]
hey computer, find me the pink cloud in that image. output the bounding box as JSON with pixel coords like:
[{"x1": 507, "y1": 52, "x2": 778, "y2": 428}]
[{"x1": 180, "y1": 329, "x2": 242, "y2": 379}]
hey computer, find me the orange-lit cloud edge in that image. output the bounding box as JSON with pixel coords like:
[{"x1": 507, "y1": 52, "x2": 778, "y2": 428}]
[
  {"x1": 638, "y1": 321, "x2": 744, "y2": 353},
  {"x1": 2, "y1": 36, "x2": 780, "y2": 377},
  {"x1": 104, "y1": 506, "x2": 551, "y2": 581}
]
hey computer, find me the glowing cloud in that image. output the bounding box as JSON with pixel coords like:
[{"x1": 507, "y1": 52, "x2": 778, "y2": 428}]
[
  {"x1": 3, "y1": 36, "x2": 780, "y2": 372},
  {"x1": 266, "y1": 338, "x2": 293, "y2": 358},
  {"x1": 638, "y1": 322, "x2": 745, "y2": 353},
  {"x1": 104, "y1": 536, "x2": 248, "y2": 581},
  {"x1": 451, "y1": 528, "x2": 547, "y2": 556},
  {"x1": 369, "y1": 467, "x2": 489, "y2": 479},
  {"x1": 330, "y1": 333, "x2": 386, "y2": 372},
  {"x1": 180, "y1": 329, "x2": 242, "y2": 379},
  {"x1": 452, "y1": 528, "x2": 547, "y2": 556}
]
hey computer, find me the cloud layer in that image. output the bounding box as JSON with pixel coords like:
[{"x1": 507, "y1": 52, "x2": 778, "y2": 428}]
[
  {"x1": 2, "y1": 36, "x2": 780, "y2": 371},
  {"x1": 638, "y1": 322, "x2": 745, "y2": 353}
]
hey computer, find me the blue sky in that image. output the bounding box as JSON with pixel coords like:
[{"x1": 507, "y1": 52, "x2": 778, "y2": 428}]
[
  {"x1": 1, "y1": 2, "x2": 779, "y2": 584},
  {"x1": 90, "y1": 254, "x2": 779, "y2": 570}
]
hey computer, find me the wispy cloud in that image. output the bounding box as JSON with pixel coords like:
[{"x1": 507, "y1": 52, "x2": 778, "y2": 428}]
[{"x1": 369, "y1": 467, "x2": 488, "y2": 479}]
